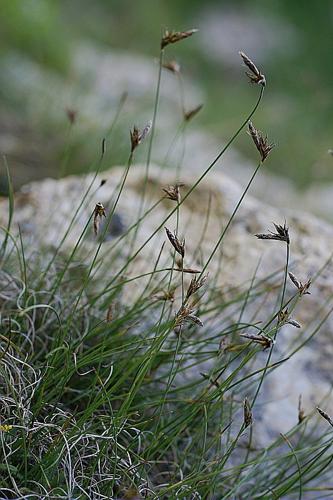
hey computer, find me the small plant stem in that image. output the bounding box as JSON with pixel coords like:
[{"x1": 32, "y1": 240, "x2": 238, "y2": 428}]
[
  {"x1": 251, "y1": 241, "x2": 290, "y2": 408},
  {"x1": 200, "y1": 161, "x2": 262, "y2": 276},
  {"x1": 128, "y1": 48, "x2": 164, "y2": 256}
]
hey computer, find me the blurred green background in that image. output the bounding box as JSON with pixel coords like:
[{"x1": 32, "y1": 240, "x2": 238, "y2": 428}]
[{"x1": 0, "y1": 0, "x2": 332, "y2": 192}]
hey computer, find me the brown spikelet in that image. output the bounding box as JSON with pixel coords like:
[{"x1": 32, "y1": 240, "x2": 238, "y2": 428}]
[
  {"x1": 172, "y1": 266, "x2": 201, "y2": 274},
  {"x1": 240, "y1": 332, "x2": 273, "y2": 350},
  {"x1": 175, "y1": 305, "x2": 203, "y2": 329},
  {"x1": 66, "y1": 108, "x2": 77, "y2": 125},
  {"x1": 185, "y1": 275, "x2": 207, "y2": 301},
  {"x1": 288, "y1": 272, "x2": 311, "y2": 296},
  {"x1": 106, "y1": 304, "x2": 113, "y2": 323},
  {"x1": 165, "y1": 227, "x2": 185, "y2": 258},
  {"x1": 184, "y1": 104, "x2": 203, "y2": 122},
  {"x1": 239, "y1": 51, "x2": 266, "y2": 86},
  {"x1": 316, "y1": 406, "x2": 333, "y2": 427},
  {"x1": 162, "y1": 183, "x2": 184, "y2": 202},
  {"x1": 154, "y1": 286, "x2": 176, "y2": 302},
  {"x1": 255, "y1": 222, "x2": 290, "y2": 244},
  {"x1": 248, "y1": 121, "x2": 275, "y2": 162},
  {"x1": 277, "y1": 308, "x2": 301, "y2": 328},
  {"x1": 243, "y1": 398, "x2": 253, "y2": 428},
  {"x1": 130, "y1": 121, "x2": 152, "y2": 152},
  {"x1": 298, "y1": 395, "x2": 306, "y2": 424},
  {"x1": 162, "y1": 60, "x2": 181, "y2": 74},
  {"x1": 93, "y1": 202, "x2": 106, "y2": 236},
  {"x1": 161, "y1": 28, "x2": 198, "y2": 49}
]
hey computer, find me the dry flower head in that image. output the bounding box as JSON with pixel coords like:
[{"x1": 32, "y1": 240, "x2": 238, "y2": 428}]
[
  {"x1": 243, "y1": 398, "x2": 253, "y2": 428},
  {"x1": 161, "y1": 28, "x2": 198, "y2": 49},
  {"x1": 93, "y1": 202, "x2": 106, "y2": 236},
  {"x1": 278, "y1": 308, "x2": 301, "y2": 328},
  {"x1": 316, "y1": 406, "x2": 333, "y2": 427},
  {"x1": 175, "y1": 304, "x2": 203, "y2": 329},
  {"x1": 288, "y1": 272, "x2": 311, "y2": 296},
  {"x1": 248, "y1": 121, "x2": 275, "y2": 162},
  {"x1": 240, "y1": 332, "x2": 273, "y2": 350},
  {"x1": 255, "y1": 222, "x2": 290, "y2": 244},
  {"x1": 130, "y1": 121, "x2": 152, "y2": 152},
  {"x1": 239, "y1": 51, "x2": 266, "y2": 86},
  {"x1": 165, "y1": 227, "x2": 185, "y2": 258},
  {"x1": 162, "y1": 183, "x2": 184, "y2": 203},
  {"x1": 185, "y1": 275, "x2": 207, "y2": 301}
]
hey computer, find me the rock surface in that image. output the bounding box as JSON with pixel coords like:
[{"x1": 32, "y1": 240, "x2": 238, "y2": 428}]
[{"x1": 1, "y1": 164, "x2": 333, "y2": 443}]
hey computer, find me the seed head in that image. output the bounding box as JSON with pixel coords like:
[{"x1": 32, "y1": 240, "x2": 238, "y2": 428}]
[
  {"x1": 298, "y1": 395, "x2": 306, "y2": 424},
  {"x1": 93, "y1": 202, "x2": 106, "y2": 236},
  {"x1": 316, "y1": 406, "x2": 333, "y2": 427},
  {"x1": 130, "y1": 121, "x2": 152, "y2": 152},
  {"x1": 175, "y1": 304, "x2": 203, "y2": 329},
  {"x1": 184, "y1": 104, "x2": 203, "y2": 122},
  {"x1": 185, "y1": 275, "x2": 207, "y2": 301},
  {"x1": 255, "y1": 222, "x2": 290, "y2": 244},
  {"x1": 239, "y1": 51, "x2": 266, "y2": 86},
  {"x1": 288, "y1": 272, "x2": 311, "y2": 296},
  {"x1": 161, "y1": 29, "x2": 198, "y2": 49},
  {"x1": 240, "y1": 332, "x2": 273, "y2": 350},
  {"x1": 278, "y1": 308, "x2": 301, "y2": 328},
  {"x1": 162, "y1": 183, "x2": 184, "y2": 203},
  {"x1": 248, "y1": 121, "x2": 275, "y2": 162},
  {"x1": 165, "y1": 227, "x2": 185, "y2": 258},
  {"x1": 243, "y1": 398, "x2": 253, "y2": 428}
]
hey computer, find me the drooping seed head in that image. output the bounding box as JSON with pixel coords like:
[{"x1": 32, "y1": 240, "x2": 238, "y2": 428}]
[
  {"x1": 288, "y1": 272, "x2": 311, "y2": 296},
  {"x1": 130, "y1": 121, "x2": 152, "y2": 152},
  {"x1": 93, "y1": 202, "x2": 106, "y2": 236},
  {"x1": 255, "y1": 222, "x2": 290, "y2": 244},
  {"x1": 161, "y1": 28, "x2": 198, "y2": 49},
  {"x1": 239, "y1": 51, "x2": 266, "y2": 86},
  {"x1": 165, "y1": 227, "x2": 185, "y2": 258},
  {"x1": 243, "y1": 398, "x2": 253, "y2": 428},
  {"x1": 162, "y1": 183, "x2": 184, "y2": 203},
  {"x1": 248, "y1": 121, "x2": 275, "y2": 162}
]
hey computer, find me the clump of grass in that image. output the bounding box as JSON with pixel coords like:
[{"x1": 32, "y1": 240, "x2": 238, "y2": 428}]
[{"x1": 1, "y1": 31, "x2": 333, "y2": 500}]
